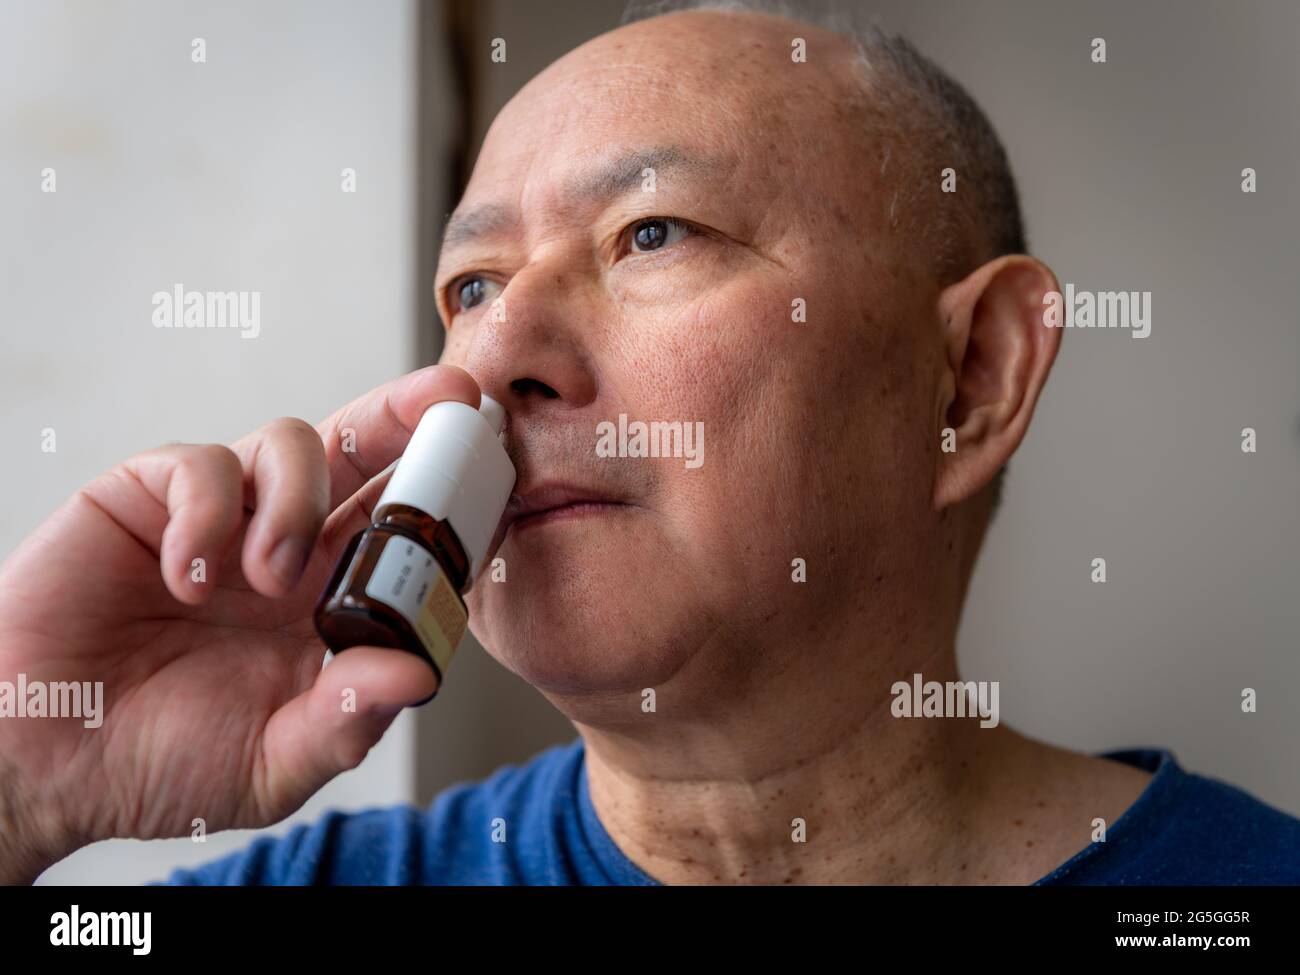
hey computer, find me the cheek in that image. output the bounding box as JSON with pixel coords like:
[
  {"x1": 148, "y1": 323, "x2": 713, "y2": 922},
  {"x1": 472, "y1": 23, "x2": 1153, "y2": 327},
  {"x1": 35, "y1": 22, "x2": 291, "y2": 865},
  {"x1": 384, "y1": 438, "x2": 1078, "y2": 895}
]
[
  {"x1": 437, "y1": 323, "x2": 476, "y2": 367},
  {"x1": 602, "y1": 275, "x2": 824, "y2": 571},
  {"x1": 629, "y1": 266, "x2": 928, "y2": 596},
  {"x1": 615, "y1": 266, "x2": 801, "y2": 408}
]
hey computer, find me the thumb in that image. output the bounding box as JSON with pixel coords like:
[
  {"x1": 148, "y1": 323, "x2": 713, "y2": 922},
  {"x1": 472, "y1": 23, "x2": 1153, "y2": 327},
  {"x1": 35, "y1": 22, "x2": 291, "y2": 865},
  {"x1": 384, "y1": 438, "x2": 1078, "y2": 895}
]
[{"x1": 259, "y1": 647, "x2": 439, "y2": 811}]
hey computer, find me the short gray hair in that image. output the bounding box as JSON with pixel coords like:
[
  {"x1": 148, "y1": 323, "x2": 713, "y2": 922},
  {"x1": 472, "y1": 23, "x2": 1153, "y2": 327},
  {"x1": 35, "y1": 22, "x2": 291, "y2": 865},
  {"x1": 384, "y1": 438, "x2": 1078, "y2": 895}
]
[{"x1": 622, "y1": 0, "x2": 1027, "y2": 284}]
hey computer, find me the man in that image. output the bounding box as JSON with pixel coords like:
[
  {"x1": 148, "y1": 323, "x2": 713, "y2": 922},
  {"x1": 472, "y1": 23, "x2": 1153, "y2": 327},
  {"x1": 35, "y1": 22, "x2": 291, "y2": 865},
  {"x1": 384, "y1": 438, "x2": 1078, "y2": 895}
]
[{"x1": 1, "y1": 3, "x2": 1297, "y2": 886}]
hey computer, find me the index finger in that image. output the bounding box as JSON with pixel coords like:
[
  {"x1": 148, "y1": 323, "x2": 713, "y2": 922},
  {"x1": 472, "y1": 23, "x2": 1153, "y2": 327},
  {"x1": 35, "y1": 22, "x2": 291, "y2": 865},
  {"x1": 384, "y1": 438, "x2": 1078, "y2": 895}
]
[{"x1": 316, "y1": 364, "x2": 481, "y2": 511}]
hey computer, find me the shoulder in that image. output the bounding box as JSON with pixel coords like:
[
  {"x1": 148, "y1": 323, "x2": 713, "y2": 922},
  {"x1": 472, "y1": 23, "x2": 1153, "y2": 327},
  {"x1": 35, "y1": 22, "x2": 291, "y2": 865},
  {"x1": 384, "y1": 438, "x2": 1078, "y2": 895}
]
[
  {"x1": 153, "y1": 738, "x2": 584, "y2": 886},
  {"x1": 1040, "y1": 748, "x2": 1300, "y2": 884},
  {"x1": 1159, "y1": 763, "x2": 1300, "y2": 882}
]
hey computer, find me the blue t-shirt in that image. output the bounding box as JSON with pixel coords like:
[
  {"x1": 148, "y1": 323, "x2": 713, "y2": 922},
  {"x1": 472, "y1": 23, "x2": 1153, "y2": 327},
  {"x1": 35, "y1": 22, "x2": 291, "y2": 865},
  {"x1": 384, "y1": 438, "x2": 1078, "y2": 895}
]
[{"x1": 153, "y1": 738, "x2": 1300, "y2": 885}]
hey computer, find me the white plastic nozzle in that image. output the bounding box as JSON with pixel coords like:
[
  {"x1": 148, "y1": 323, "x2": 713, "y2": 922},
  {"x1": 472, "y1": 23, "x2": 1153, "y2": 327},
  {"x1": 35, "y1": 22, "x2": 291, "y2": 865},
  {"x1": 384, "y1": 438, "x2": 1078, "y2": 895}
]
[
  {"x1": 478, "y1": 393, "x2": 506, "y2": 436},
  {"x1": 375, "y1": 393, "x2": 517, "y2": 578}
]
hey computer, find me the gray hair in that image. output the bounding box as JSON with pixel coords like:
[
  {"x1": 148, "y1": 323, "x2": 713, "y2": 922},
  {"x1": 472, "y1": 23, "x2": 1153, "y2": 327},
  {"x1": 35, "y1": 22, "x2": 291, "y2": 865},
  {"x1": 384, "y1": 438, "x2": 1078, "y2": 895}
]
[{"x1": 621, "y1": 0, "x2": 1027, "y2": 285}]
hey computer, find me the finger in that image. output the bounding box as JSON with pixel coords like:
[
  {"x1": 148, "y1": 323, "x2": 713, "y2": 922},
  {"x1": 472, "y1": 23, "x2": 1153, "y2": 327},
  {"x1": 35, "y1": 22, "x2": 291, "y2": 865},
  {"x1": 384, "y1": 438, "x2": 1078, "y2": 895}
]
[
  {"x1": 318, "y1": 463, "x2": 396, "y2": 559},
  {"x1": 258, "y1": 647, "x2": 439, "y2": 811},
  {"x1": 316, "y1": 364, "x2": 480, "y2": 512},
  {"x1": 105, "y1": 444, "x2": 247, "y2": 605},
  {"x1": 228, "y1": 417, "x2": 330, "y2": 597}
]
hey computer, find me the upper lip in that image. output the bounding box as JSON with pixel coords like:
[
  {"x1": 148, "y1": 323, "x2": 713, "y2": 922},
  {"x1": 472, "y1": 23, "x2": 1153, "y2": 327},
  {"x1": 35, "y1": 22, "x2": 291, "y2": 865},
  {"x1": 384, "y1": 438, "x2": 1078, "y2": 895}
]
[{"x1": 500, "y1": 483, "x2": 629, "y2": 533}]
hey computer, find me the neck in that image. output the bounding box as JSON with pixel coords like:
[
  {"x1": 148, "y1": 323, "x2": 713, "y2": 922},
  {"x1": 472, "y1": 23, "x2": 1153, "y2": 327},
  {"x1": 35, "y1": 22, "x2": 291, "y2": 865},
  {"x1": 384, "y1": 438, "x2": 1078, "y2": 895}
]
[{"x1": 573, "y1": 628, "x2": 1040, "y2": 884}]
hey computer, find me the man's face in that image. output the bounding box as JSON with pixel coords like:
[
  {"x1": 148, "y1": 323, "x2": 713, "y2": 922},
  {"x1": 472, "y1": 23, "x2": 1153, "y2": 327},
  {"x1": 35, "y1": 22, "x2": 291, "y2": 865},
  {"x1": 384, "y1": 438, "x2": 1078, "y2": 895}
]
[{"x1": 435, "y1": 12, "x2": 944, "y2": 704}]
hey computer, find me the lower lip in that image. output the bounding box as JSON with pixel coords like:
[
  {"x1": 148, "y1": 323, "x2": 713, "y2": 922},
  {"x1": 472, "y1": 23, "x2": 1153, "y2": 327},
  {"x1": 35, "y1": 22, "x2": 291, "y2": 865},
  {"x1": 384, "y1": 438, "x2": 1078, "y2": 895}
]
[{"x1": 508, "y1": 501, "x2": 629, "y2": 534}]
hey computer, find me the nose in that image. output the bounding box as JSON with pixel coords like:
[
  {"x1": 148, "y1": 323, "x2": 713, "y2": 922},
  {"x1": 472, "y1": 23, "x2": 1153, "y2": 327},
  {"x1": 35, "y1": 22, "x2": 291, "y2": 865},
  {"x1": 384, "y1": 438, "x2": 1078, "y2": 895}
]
[{"x1": 440, "y1": 262, "x2": 599, "y2": 420}]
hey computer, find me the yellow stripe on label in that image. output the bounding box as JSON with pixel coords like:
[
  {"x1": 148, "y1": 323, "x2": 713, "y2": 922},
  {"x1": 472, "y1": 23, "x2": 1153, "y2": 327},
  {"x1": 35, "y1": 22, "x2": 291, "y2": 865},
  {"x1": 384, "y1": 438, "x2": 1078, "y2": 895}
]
[{"x1": 414, "y1": 566, "x2": 467, "y2": 676}]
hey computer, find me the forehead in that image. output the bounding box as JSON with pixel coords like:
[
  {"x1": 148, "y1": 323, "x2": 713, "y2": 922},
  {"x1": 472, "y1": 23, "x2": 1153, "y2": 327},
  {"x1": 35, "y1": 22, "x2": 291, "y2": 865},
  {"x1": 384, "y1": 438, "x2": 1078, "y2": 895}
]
[{"x1": 461, "y1": 11, "x2": 867, "y2": 208}]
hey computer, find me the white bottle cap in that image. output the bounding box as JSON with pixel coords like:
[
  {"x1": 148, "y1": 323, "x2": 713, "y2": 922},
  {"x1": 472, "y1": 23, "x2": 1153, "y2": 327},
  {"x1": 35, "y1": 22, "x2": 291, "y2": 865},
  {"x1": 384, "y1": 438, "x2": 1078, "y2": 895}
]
[{"x1": 376, "y1": 393, "x2": 517, "y2": 579}]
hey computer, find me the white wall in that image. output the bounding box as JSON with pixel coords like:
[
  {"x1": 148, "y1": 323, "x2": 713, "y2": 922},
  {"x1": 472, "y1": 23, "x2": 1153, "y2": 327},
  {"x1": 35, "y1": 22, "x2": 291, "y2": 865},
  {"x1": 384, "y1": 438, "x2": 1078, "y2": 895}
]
[{"x1": 0, "y1": 0, "x2": 436, "y2": 883}]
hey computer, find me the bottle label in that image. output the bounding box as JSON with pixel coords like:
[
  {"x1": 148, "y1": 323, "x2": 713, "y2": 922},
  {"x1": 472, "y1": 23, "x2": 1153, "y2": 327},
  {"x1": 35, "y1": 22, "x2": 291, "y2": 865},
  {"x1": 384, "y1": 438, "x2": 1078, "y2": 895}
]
[{"x1": 364, "y1": 537, "x2": 467, "y2": 676}]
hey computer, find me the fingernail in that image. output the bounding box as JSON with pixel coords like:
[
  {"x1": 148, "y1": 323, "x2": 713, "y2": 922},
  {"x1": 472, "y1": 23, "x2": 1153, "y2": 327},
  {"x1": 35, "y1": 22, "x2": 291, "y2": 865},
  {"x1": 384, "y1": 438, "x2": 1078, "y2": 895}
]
[{"x1": 268, "y1": 536, "x2": 309, "y2": 588}]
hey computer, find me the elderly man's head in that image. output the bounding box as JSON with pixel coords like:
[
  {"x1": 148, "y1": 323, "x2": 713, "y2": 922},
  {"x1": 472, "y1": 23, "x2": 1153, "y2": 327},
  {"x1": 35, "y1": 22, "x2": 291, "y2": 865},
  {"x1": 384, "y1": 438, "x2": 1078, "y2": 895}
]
[{"x1": 435, "y1": 2, "x2": 1060, "y2": 722}]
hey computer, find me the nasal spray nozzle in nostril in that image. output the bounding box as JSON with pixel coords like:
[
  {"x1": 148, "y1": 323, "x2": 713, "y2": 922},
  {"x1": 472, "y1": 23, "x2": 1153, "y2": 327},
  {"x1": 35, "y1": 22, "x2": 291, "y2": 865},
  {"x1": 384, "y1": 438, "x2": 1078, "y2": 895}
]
[{"x1": 313, "y1": 392, "x2": 517, "y2": 700}]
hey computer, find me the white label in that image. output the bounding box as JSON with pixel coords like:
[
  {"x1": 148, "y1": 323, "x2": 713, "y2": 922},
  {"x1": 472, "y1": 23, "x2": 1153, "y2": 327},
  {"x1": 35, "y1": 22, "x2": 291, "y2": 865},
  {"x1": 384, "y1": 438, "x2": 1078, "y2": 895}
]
[
  {"x1": 364, "y1": 537, "x2": 465, "y2": 675},
  {"x1": 367, "y1": 539, "x2": 439, "y2": 624}
]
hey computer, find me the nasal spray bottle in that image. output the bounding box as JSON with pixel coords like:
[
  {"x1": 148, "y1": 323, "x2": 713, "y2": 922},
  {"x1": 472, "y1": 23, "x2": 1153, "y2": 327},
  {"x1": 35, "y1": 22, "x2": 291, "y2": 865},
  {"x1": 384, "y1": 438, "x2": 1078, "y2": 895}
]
[{"x1": 314, "y1": 394, "x2": 516, "y2": 700}]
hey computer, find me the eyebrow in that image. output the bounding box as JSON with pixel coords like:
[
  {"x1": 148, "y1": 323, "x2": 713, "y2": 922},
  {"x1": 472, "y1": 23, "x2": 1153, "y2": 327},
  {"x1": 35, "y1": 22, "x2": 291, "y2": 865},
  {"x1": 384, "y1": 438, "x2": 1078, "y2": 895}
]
[{"x1": 440, "y1": 144, "x2": 717, "y2": 253}]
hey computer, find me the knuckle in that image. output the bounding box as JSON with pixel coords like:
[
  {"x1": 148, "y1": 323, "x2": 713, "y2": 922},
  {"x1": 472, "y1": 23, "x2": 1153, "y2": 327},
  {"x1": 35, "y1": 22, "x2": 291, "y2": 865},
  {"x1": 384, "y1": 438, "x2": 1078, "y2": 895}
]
[
  {"x1": 190, "y1": 443, "x2": 243, "y2": 480},
  {"x1": 267, "y1": 416, "x2": 324, "y2": 452}
]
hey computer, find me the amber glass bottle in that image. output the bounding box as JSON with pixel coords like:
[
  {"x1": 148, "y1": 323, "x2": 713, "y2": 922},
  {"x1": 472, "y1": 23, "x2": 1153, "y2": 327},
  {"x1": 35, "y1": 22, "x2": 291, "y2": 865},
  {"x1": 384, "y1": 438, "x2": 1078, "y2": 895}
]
[{"x1": 314, "y1": 395, "x2": 515, "y2": 700}]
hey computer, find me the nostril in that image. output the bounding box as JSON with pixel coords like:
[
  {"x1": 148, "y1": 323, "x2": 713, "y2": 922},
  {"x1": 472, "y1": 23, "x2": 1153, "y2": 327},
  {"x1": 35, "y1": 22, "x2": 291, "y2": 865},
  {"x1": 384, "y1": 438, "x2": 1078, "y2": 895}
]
[{"x1": 510, "y1": 377, "x2": 560, "y2": 399}]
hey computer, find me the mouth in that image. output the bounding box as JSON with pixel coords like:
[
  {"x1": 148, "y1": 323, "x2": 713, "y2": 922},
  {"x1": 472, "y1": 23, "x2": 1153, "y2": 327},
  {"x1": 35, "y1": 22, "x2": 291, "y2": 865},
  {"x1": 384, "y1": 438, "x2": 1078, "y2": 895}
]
[{"x1": 500, "y1": 483, "x2": 634, "y2": 536}]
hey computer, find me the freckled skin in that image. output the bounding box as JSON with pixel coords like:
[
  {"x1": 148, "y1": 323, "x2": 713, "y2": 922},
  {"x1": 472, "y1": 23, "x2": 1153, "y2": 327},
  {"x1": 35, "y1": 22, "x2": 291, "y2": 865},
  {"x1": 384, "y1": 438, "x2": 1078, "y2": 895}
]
[{"x1": 435, "y1": 9, "x2": 1152, "y2": 884}]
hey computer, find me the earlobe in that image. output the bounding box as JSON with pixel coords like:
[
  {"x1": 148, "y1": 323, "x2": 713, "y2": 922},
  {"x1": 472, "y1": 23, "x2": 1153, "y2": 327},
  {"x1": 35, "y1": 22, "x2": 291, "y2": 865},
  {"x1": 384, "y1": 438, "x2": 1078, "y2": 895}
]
[{"x1": 932, "y1": 255, "x2": 1062, "y2": 511}]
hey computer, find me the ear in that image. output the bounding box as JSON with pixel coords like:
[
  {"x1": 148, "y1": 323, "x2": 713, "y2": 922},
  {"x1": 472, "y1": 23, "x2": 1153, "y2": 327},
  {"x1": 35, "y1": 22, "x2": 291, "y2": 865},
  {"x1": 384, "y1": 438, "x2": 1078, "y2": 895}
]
[{"x1": 932, "y1": 255, "x2": 1062, "y2": 511}]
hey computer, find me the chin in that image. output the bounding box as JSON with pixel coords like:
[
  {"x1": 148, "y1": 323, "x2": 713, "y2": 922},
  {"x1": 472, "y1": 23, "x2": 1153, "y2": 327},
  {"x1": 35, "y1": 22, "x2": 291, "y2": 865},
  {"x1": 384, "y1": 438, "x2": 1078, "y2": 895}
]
[
  {"x1": 466, "y1": 512, "x2": 719, "y2": 695},
  {"x1": 467, "y1": 557, "x2": 694, "y2": 697},
  {"x1": 488, "y1": 633, "x2": 681, "y2": 698}
]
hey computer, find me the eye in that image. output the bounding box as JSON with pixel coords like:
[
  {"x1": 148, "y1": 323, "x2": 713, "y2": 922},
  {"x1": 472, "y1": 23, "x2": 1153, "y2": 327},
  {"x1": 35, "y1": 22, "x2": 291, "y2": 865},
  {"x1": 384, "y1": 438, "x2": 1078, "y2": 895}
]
[
  {"x1": 449, "y1": 275, "x2": 501, "y2": 316},
  {"x1": 625, "y1": 217, "x2": 697, "y2": 255}
]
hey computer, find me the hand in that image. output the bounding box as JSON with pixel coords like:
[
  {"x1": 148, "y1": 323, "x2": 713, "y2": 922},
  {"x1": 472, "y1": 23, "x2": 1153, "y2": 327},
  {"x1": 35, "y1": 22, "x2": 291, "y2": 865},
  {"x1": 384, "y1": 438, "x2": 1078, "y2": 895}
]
[{"x1": 0, "y1": 365, "x2": 482, "y2": 883}]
